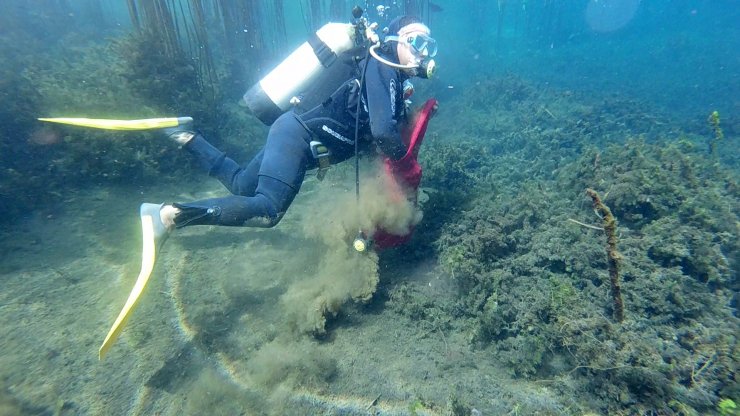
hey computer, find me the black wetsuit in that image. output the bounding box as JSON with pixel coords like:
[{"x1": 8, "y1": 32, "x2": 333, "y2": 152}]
[{"x1": 173, "y1": 52, "x2": 410, "y2": 228}]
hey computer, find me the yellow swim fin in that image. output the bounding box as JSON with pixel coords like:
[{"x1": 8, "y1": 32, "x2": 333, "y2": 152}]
[
  {"x1": 38, "y1": 116, "x2": 191, "y2": 131},
  {"x1": 98, "y1": 208, "x2": 162, "y2": 359}
]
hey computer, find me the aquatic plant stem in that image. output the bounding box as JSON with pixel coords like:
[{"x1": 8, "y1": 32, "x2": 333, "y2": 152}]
[
  {"x1": 567, "y1": 218, "x2": 602, "y2": 231},
  {"x1": 586, "y1": 188, "x2": 624, "y2": 323},
  {"x1": 707, "y1": 110, "x2": 723, "y2": 156},
  {"x1": 126, "y1": 0, "x2": 140, "y2": 29}
]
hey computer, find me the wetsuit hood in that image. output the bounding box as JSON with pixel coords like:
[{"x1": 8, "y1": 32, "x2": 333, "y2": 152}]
[
  {"x1": 381, "y1": 15, "x2": 423, "y2": 62},
  {"x1": 386, "y1": 15, "x2": 423, "y2": 39}
]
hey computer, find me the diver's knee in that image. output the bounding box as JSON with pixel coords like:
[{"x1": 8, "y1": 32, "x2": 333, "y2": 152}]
[
  {"x1": 242, "y1": 208, "x2": 284, "y2": 228},
  {"x1": 241, "y1": 193, "x2": 287, "y2": 228},
  {"x1": 262, "y1": 195, "x2": 289, "y2": 227},
  {"x1": 266, "y1": 211, "x2": 286, "y2": 227},
  {"x1": 253, "y1": 176, "x2": 298, "y2": 227}
]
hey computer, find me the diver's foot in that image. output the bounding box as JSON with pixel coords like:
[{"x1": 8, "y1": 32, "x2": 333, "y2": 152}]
[
  {"x1": 171, "y1": 131, "x2": 195, "y2": 145},
  {"x1": 140, "y1": 203, "x2": 172, "y2": 249},
  {"x1": 162, "y1": 116, "x2": 195, "y2": 145}
]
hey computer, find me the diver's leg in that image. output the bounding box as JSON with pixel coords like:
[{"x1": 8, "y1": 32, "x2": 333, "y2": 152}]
[
  {"x1": 170, "y1": 176, "x2": 297, "y2": 228},
  {"x1": 166, "y1": 113, "x2": 312, "y2": 228},
  {"x1": 183, "y1": 134, "x2": 262, "y2": 197}
]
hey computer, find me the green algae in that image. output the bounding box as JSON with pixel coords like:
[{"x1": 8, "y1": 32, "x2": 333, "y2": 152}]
[{"x1": 422, "y1": 77, "x2": 738, "y2": 414}]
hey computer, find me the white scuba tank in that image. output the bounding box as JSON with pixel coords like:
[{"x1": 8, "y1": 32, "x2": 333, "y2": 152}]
[{"x1": 243, "y1": 22, "x2": 360, "y2": 125}]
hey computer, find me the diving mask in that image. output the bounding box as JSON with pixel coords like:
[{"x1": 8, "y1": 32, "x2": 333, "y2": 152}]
[
  {"x1": 404, "y1": 33, "x2": 437, "y2": 79},
  {"x1": 385, "y1": 33, "x2": 438, "y2": 58},
  {"x1": 404, "y1": 33, "x2": 438, "y2": 58},
  {"x1": 381, "y1": 32, "x2": 437, "y2": 78}
]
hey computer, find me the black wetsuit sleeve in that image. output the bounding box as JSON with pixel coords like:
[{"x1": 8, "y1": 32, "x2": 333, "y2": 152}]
[{"x1": 364, "y1": 59, "x2": 406, "y2": 160}]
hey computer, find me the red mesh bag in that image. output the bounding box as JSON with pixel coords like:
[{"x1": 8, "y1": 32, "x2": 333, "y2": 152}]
[{"x1": 373, "y1": 98, "x2": 437, "y2": 249}]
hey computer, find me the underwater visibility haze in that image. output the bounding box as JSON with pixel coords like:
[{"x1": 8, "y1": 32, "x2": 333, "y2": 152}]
[{"x1": 0, "y1": 0, "x2": 738, "y2": 415}]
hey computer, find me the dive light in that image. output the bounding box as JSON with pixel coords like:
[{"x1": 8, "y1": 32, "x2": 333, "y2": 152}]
[{"x1": 353, "y1": 230, "x2": 369, "y2": 253}]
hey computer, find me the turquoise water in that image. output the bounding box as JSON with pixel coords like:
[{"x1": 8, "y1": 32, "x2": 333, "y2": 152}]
[{"x1": 0, "y1": 1, "x2": 737, "y2": 415}]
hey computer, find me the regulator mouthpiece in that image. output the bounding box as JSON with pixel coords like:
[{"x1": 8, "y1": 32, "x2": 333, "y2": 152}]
[{"x1": 418, "y1": 58, "x2": 436, "y2": 79}]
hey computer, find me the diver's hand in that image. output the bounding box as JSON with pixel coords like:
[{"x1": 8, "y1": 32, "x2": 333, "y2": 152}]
[
  {"x1": 384, "y1": 154, "x2": 422, "y2": 190},
  {"x1": 161, "y1": 116, "x2": 195, "y2": 145}
]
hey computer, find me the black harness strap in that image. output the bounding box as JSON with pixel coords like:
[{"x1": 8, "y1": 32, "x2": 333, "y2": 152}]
[{"x1": 308, "y1": 33, "x2": 337, "y2": 68}]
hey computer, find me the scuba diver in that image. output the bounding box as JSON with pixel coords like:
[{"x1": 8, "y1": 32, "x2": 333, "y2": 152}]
[
  {"x1": 83, "y1": 13, "x2": 439, "y2": 358},
  {"x1": 142, "y1": 14, "x2": 438, "y2": 246},
  {"x1": 40, "y1": 11, "x2": 439, "y2": 359}
]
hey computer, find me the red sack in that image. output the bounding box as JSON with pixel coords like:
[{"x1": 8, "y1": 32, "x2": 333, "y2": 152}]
[{"x1": 373, "y1": 98, "x2": 438, "y2": 249}]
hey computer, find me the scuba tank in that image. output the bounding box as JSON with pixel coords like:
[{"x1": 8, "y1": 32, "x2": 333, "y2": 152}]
[{"x1": 243, "y1": 22, "x2": 368, "y2": 125}]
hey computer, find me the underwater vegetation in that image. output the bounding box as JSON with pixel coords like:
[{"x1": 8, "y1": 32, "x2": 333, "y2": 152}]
[
  {"x1": 585, "y1": 187, "x2": 624, "y2": 323},
  {"x1": 0, "y1": 33, "x2": 193, "y2": 224},
  {"x1": 401, "y1": 77, "x2": 739, "y2": 414},
  {"x1": 0, "y1": 15, "x2": 264, "y2": 226},
  {"x1": 0, "y1": 1, "x2": 737, "y2": 414},
  {"x1": 708, "y1": 110, "x2": 725, "y2": 157}
]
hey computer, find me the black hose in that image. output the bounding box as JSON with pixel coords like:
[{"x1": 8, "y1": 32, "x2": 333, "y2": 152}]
[{"x1": 353, "y1": 48, "x2": 371, "y2": 203}]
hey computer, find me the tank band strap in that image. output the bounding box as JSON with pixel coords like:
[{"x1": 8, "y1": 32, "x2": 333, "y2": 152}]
[{"x1": 308, "y1": 33, "x2": 337, "y2": 68}]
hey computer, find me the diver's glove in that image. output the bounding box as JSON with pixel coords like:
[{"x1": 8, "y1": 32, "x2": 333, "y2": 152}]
[{"x1": 160, "y1": 116, "x2": 195, "y2": 145}]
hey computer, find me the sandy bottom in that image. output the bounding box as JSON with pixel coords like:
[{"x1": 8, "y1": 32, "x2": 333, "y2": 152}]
[{"x1": 0, "y1": 169, "x2": 559, "y2": 416}]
